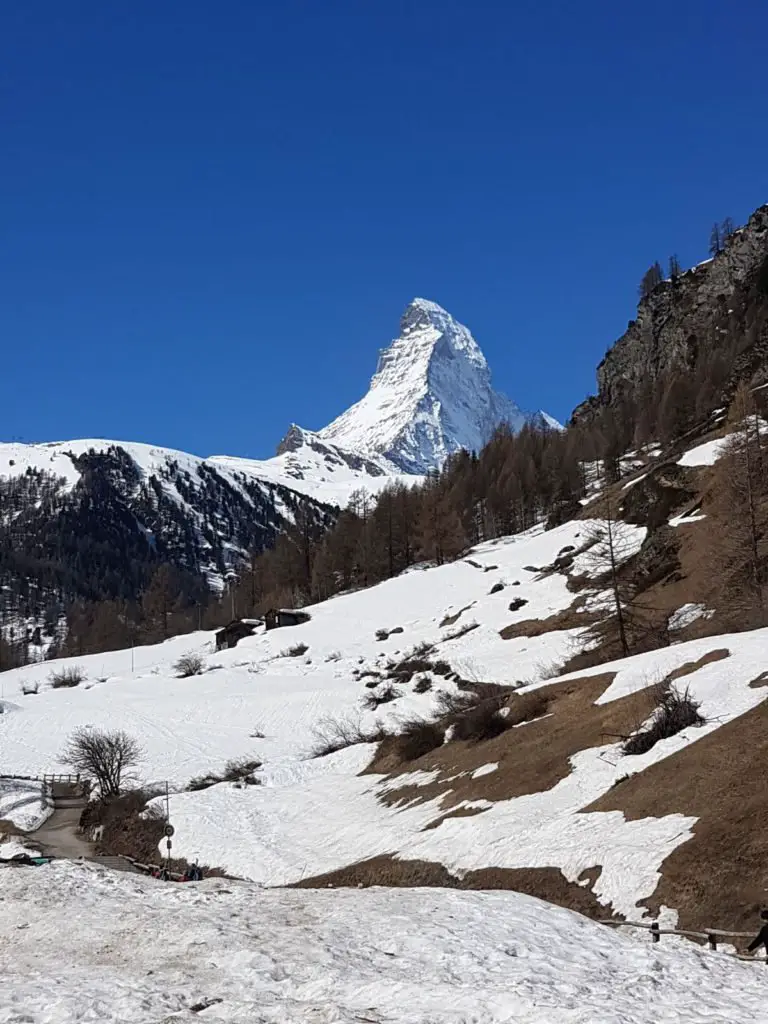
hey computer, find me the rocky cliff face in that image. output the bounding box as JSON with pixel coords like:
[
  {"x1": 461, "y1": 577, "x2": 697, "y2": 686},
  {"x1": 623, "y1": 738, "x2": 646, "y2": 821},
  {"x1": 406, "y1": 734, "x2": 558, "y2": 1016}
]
[{"x1": 573, "y1": 204, "x2": 768, "y2": 423}]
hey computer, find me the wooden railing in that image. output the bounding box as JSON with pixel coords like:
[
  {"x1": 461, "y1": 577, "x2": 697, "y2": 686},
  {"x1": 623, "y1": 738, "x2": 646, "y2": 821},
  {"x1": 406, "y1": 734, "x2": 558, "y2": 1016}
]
[
  {"x1": 601, "y1": 919, "x2": 761, "y2": 958},
  {"x1": 0, "y1": 773, "x2": 81, "y2": 785}
]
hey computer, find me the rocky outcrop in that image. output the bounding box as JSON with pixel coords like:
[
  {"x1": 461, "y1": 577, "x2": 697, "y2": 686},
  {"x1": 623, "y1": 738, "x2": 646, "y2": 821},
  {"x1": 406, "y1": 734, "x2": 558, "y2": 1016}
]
[
  {"x1": 276, "y1": 425, "x2": 388, "y2": 476},
  {"x1": 573, "y1": 204, "x2": 768, "y2": 423}
]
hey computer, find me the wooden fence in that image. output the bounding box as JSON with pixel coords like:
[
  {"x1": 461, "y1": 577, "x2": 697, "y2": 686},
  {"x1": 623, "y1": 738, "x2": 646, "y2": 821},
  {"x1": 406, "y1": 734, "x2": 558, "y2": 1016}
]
[
  {"x1": 601, "y1": 919, "x2": 763, "y2": 959},
  {"x1": 0, "y1": 773, "x2": 81, "y2": 785}
]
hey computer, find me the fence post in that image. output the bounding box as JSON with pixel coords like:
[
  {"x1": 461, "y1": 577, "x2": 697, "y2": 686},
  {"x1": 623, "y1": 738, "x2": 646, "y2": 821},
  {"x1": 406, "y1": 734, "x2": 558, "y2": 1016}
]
[
  {"x1": 707, "y1": 932, "x2": 717, "y2": 952},
  {"x1": 651, "y1": 922, "x2": 660, "y2": 944}
]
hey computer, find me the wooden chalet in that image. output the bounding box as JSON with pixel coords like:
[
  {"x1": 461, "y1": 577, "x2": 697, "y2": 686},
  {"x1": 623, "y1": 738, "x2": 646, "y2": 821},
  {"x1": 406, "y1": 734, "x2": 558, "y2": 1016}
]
[
  {"x1": 215, "y1": 618, "x2": 262, "y2": 651},
  {"x1": 264, "y1": 608, "x2": 311, "y2": 631}
]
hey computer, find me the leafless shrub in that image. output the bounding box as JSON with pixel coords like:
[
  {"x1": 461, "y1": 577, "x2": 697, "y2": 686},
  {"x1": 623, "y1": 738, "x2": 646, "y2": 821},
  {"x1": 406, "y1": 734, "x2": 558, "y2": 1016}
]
[
  {"x1": 451, "y1": 698, "x2": 510, "y2": 743},
  {"x1": 21, "y1": 681, "x2": 40, "y2": 696},
  {"x1": 174, "y1": 653, "x2": 204, "y2": 678},
  {"x1": 533, "y1": 659, "x2": 563, "y2": 681},
  {"x1": 63, "y1": 727, "x2": 143, "y2": 798},
  {"x1": 309, "y1": 713, "x2": 389, "y2": 758},
  {"x1": 188, "y1": 756, "x2": 262, "y2": 791},
  {"x1": 440, "y1": 621, "x2": 480, "y2": 644},
  {"x1": 187, "y1": 774, "x2": 219, "y2": 792},
  {"x1": 324, "y1": 651, "x2": 342, "y2": 662},
  {"x1": 361, "y1": 683, "x2": 403, "y2": 710},
  {"x1": 504, "y1": 691, "x2": 549, "y2": 727},
  {"x1": 391, "y1": 717, "x2": 445, "y2": 762},
  {"x1": 282, "y1": 643, "x2": 309, "y2": 658},
  {"x1": 50, "y1": 666, "x2": 84, "y2": 688},
  {"x1": 224, "y1": 757, "x2": 262, "y2": 781},
  {"x1": 435, "y1": 689, "x2": 480, "y2": 716},
  {"x1": 79, "y1": 789, "x2": 166, "y2": 861},
  {"x1": 249, "y1": 725, "x2": 265, "y2": 738},
  {"x1": 622, "y1": 685, "x2": 705, "y2": 756},
  {"x1": 413, "y1": 676, "x2": 433, "y2": 693},
  {"x1": 375, "y1": 628, "x2": 390, "y2": 641}
]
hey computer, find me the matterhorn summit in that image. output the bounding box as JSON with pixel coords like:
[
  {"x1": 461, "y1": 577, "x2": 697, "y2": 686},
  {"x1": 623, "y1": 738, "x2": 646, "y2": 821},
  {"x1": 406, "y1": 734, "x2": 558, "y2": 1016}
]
[{"x1": 317, "y1": 298, "x2": 557, "y2": 474}]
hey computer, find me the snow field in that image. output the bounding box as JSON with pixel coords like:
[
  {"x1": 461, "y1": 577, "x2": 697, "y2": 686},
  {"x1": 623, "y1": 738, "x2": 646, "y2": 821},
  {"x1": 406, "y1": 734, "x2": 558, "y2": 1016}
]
[
  {"x1": 2, "y1": 861, "x2": 767, "y2": 1024},
  {"x1": 0, "y1": 518, "x2": 764, "y2": 920},
  {"x1": 0, "y1": 777, "x2": 50, "y2": 833}
]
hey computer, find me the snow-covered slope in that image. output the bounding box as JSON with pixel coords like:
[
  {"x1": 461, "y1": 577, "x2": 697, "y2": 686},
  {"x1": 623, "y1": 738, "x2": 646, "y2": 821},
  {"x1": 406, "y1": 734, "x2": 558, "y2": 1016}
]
[
  {"x1": 318, "y1": 298, "x2": 557, "y2": 473},
  {"x1": 4, "y1": 513, "x2": 763, "y2": 924},
  {"x1": 5, "y1": 861, "x2": 766, "y2": 1024},
  {"x1": 209, "y1": 425, "x2": 418, "y2": 505}
]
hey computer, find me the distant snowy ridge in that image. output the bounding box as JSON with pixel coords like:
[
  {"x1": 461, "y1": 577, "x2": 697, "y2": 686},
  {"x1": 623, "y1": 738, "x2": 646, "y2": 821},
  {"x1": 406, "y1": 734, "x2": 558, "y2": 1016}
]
[
  {"x1": 1, "y1": 299, "x2": 555, "y2": 508},
  {"x1": 316, "y1": 298, "x2": 560, "y2": 473}
]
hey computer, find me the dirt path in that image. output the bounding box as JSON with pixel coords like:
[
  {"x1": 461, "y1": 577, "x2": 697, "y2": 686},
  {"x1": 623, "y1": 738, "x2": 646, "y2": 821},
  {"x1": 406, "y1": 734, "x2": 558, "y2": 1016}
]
[
  {"x1": 33, "y1": 806, "x2": 92, "y2": 859},
  {"x1": 32, "y1": 784, "x2": 92, "y2": 859},
  {"x1": 30, "y1": 784, "x2": 140, "y2": 874}
]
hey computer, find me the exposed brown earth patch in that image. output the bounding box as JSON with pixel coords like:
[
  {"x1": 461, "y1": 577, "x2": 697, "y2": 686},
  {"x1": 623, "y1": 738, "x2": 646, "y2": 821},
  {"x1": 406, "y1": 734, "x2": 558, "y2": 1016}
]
[
  {"x1": 364, "y1": 673, "x2": 673, "y2": 821},
  {"x1": 440, "y1": 604, "x2": 474, "y2": 628},
  {"x1": 578, "y1": 865, "x2": 603, "y2": 888},
  {"x1": 499, "y1": 600, "x2": 600, "y2": 640},
  {"x1": 667, "y1": 648, "x2": 730, "y2": 683},
  {"x1": 586, "y1": 697, "x2": 768, "y2": 932},
  {"x1": 421, "y1": 805, "x2": 488, "y2": 830},
  {"x1": 748, "y1": 671, "x2": 768, "y2": 689},
  {"x1": 294, "y1": 856, "x2": 621, "y2": 921}
]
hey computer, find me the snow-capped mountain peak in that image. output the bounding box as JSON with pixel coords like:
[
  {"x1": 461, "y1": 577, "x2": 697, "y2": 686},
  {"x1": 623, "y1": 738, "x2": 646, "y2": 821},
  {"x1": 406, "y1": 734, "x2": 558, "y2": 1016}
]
[{"x1": 317, "y1": 298, "x2": 556, "y2": 473}]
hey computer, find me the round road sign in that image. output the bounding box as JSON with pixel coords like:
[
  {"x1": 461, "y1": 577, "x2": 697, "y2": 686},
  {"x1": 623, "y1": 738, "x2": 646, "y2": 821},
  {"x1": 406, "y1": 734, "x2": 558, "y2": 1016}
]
[{"x1": 164, "y1": 824, "x2": 175, "y2": 838}]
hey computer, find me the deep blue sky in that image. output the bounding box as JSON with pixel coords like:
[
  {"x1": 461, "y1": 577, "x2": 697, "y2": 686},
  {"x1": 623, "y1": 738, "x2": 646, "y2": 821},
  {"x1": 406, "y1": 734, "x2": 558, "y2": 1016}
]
[{"x1": 3, "y1": 2, "x2": 767, "y2": 457}]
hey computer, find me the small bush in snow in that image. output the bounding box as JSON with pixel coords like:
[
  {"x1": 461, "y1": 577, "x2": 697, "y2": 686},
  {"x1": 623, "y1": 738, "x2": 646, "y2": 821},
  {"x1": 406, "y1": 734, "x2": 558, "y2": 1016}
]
[
  {"x1": 392, "y1": 718, "x2": 445, "y2": 762},
  {"x1": 489, "y1": 582, "x2": 505, "y2": 595},
  {"x1": 175, "y1": 653, "x2": 204, "y2": 678},
  {"x1": 49, "y1": 666, "x2": 85, "y2": 688},
  {"x1": 249, "y1": 725, "x2": 265, "y2": 738},
  {"x1": 435, "y1": 689, "x2": 479, "y2": 717},
  {"x1": 21, "y1": 681, "x2": 40, "y2": 695},
  {"x1": 361, "y1": 683, "x2": 402, "y2": 710},
  {"x1": 188, "y1": 757, "x2": 262, "y2": 791},
  {"x1": 282, "y1": 643, "x2": 309, "y2": 658},
  {"x1": 413, "y1": 676, "x2": 433, "y2": 693},
  {"x1": 440, "y1": 621, "x2": 480, "y2": 644},
  {"x1": 309, "y1": 714, "x2": 388, "y2": 758},
  {"x1": 324, "y1": 651, "x2": 342, "y2": 663},
  {"x1": 384, "y1": 654, "x2": 434, "y2": 684},
  {"x1": 223, "y1": 757, "x2": 262, "y2": 783},
  {"x1": 451, "y1": 698, "x2": 511, "y2": 743},
  {"x1": 622, "y1": 685, "x2": 704, "y2": 756}
]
